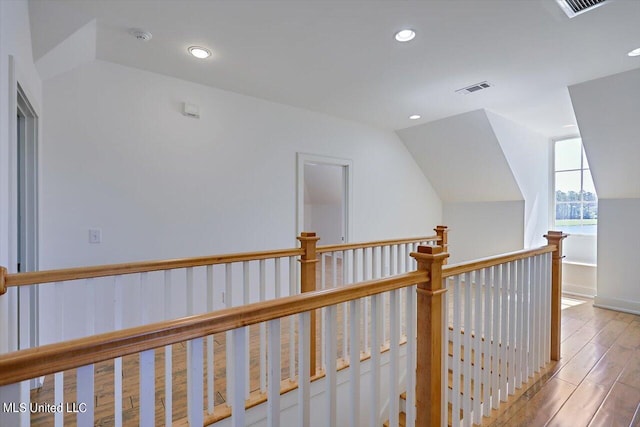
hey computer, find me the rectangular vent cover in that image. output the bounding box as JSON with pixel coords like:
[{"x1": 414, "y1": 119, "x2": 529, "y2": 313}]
[
  {"x1": 455, "y1": 81, "x2": 492, "y2": 95},
  {"x1": 556, "y1": 0, "x2": 610, "y2": 18}
]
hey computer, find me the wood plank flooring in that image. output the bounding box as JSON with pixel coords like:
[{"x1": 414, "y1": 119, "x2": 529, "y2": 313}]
[{"x1": 482, "y1": 296, "x2": 640, "y2": 427}]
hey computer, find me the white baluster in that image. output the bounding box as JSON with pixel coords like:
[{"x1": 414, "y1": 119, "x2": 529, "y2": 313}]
[
  {"x1": 275, "y1": 258, "x2": 281, "y2": 298},
  {"x1": 186, "y1": 267, "x2": 194, "y2": 315},
  {"x1": 298, "y1": 313, "x2": 311, "y2": 427},
  {"x1": 516, "y1": 259, "x2": 525, "y2": 389},
  {"x1": 140, "y1": 272, "x2": 149, "y2": 325},
  {"x1": 164, "y1": 270, "x2": 172, "y2": 321},
  {"x1": 473, "y1": 271, "x2": 482, "y2": 423},
  {"x1": 325, "y1": 305, "x2": 337, "y2": 427},
  {"x1": 225, "y1": 263, "x2": 234, "y2": 404},
  {"x1": 232, "y1": 327, "x2": 247, "y2": 427},
  {"x1": 363, "y1": 249, "x2": 369, "y2": 354},
  {"x1": 260, "y1": 260, "x2": 267, "y2": 393},
  {"x1": 349, "y1": 299, "x2": 361, "y2": 427},
  {"x1": 463, "y1": 272, "x2": 472, "y2": 426},
  {"x1": 320, "y1": 254, "x2": 327, "y2": 369},
  {"x1": 369, "y1": 294, "x2": 381, "y2": 427},
  {"x1": 442, "y1": 278, "x2": 450, "y2": 425},
  {"x1": 77, "y1": 364, "x2": 94, "y2": 427},
  {"x1": 243, "y1": 261, "x2": 250, "y2": 398},
  {"x1": 188, "y1": 338, "x2": 204, "y2": 427},
  {"x1": 165, "y1": 344, "x2": 173, "y2": 424},
  {"x1": 500, "y1": 264, "x2": 509, "y2": 403},
  {"x1": 529, "y1": 257, "x2": 537, "y2": 374},
  {"x1": 114, "y1": 276, "x2": 123, "y2": 427},
  {"x1": 536, "y1": 255, "x2": 544, "y2": 369},
  {"x1": 206, "y1": 265, "x2": 215, "y2": 414},
  {"x1": 54, "y1": 281, "x2": 64, "y2": 427},
  {"x1": 164, "y1": 271, "x2": 173, "y2": 424},
  {"x1": 508, "y1": 262, "x2": 516, "y2": 396},
  {"x1": 267, "y1": 319, "x2": 281, "y2": 427},
  {"x1": 85, "y1": 279, "x2": 95, "y2": 337},
  {"x1": 452, "y1": 275, "x2": 462, "y2": 424},
  {"x1": 523, "y1": 257, "x2": 532, "y2": 379},
  {"x1": 544, "y1": 253, "x2": 551, "y2": 364},
  {"x1": 289, "y1": 256, "x2": 296, "y2": 380},
  {"x1": 139, "y1": 349, "x2": 155, "y2": 427},
  {"x1": 482, "y1": 268, "x2": 491, "y2": 416},
  {"x1": 342, "y1": 250, "x2": 348, "y2": 361},
  {"x1": 389, "y1": 289, "x2": 400, "y2": 427},
  {"x1": 490, "y1": 266, "x2": 500, "y2": 410},
  {"x1": 406, "y1": 284, "x2": 416, "y2": 427}
]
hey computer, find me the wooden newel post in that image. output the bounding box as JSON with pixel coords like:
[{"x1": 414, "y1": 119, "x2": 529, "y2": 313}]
[
  {"x1": 298, "y1": 232, "x2": 320, "y2": 377},
  {"x1": 411, "y1": 245, "x2": 449, "y2": 427},
  {"x1": 0, "y1": 266, "x2": 7, "y2": 295},
  {"x1": 544, "y1": 230, "x2": 568, "y2": 362},
  {"x1": 434, "y1": 225, "x2": 449, "y2": 265}
]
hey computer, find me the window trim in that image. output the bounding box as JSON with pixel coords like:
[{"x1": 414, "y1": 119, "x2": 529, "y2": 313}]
[{"x1": 552, "y1": 136, "x2": 597, "y2": 236}]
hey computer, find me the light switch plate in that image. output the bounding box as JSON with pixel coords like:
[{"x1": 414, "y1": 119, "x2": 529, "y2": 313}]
[{"x1": 89, "y1": 228, "x2": 102, "y2": 244}]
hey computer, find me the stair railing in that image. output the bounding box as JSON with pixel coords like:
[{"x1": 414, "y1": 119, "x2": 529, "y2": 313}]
[
  {"x1": 0, "y1": 229, "x2": 444, "y2": 426},
  {"x1": 428, "y1": 231, "x2": 567, "y2": 426}
]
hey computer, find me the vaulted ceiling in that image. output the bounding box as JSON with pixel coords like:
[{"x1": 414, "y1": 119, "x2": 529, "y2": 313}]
[{"x1": 29, "y1": 0, "x2": 640, "y2": 137}]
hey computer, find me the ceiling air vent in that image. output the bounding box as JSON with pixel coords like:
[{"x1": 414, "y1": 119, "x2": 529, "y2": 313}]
[
  {"x1": 455, "y1": 81, "x2": 492, "y2": 95},
  {"x1": 555, "y1": 0, "x2": 610, "y2": 18}
]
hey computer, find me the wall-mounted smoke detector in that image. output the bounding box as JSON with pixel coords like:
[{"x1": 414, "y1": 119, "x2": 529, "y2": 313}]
[
  {"x1": 555, "y1": 0, "x2": 610, "y2": 18},
  {"x1": 129, "y1": 29, "x2": 152, "y2": 41},
  {"x1": 455, "y1": 81, "x2": 492, "y2": 95}
]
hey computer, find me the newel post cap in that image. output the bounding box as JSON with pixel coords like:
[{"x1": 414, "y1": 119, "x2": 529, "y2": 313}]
[
  {"x1": 544, "y1": 230, "x2": 569, "y2": 241},
  {"x1": 297, "y1": 231, "x2": 320, "y2": 242},
  {"x1": 410, "y1": 245, "x2": 450, "y2": 263}
]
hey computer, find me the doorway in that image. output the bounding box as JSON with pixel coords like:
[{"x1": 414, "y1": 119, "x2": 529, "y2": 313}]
[
  {"x1": 297, "y1": 154, "x2": 352, "y2": 245},
  {"x1": 16, "y1": 84, "x2": 39, "y2": 352}
]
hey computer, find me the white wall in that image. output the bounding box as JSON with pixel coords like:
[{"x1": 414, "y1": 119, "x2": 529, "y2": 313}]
[
  {"x1": 443, "y1": 201, "x2": 524, "y2": 264},
  {"x1": 41, "y1": 59, "x2": 441, "y2": 269},
  {"x1": 569, "y1": 67, "x2": 640, "y2": 313},
  {"x1": 486, "y1": 111, "x2": 550, "y2": 248},
  {"x1": 38, "y1": 59, "x2": 442, "y2": 341},
  {"x1": 397, "y1": 110, "x2": 522, "y2": 203},
  {"x1": 594, "y1": 199, "x2": 640, "y2": 314}
]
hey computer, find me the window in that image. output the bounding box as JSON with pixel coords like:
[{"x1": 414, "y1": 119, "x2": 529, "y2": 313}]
[{"x1": 554, "y1": 137, "x2": 597, "y2": 235}]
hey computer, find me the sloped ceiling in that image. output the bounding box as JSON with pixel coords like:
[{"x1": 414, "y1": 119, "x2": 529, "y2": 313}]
[
  {"x1": 396, "y1": 109, "x2": 522, "y2": 203},
  {"x1": 28, "y1": 0, "x2": 640, "y2": 137},
  {"x1": 569, "y1": 68, "x2": 640, "y2": 199}
]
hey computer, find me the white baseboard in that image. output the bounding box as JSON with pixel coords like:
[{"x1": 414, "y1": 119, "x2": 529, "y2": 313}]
[
  {"x1": 593, "y1": 296, "x2": 640, "y2": 316},
  {"x1": 562, "y1": 283, "x2": 596, "y2": 298}
]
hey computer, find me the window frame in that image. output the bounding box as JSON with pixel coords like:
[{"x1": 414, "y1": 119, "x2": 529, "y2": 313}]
[{"x1": 552, "y1": 136, "x2": 597, "y2": 236}]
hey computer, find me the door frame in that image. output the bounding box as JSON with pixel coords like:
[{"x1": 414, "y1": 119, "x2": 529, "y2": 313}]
[
  {"x1": 15, "y1": 80, "x2": 40, "y2": 354},
  {"x1": 296, "y1": 153, "x2": 353, "y2": 245}
]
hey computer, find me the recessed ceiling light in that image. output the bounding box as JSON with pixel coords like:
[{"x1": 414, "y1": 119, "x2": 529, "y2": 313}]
[
  {"x1": 395, "y1": 29, "x2": 416, "y2": 42},
  {"x1": 628, "y1": 47, "x2": 640, "y2": 57},
  {"x1": 188, "y1": 46, "x2": 211, "y2": 59},
  {"x1": 409, "y1": 114, "x2": 421, "y2": 120}
]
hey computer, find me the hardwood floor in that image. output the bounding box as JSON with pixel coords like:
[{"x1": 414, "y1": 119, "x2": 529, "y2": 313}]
[{"x1": 482, "y1": 296, "x2": 640, "y2": 427}]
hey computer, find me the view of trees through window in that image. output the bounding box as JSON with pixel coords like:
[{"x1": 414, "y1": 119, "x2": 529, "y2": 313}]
[{"x1": 554, "y1": 137, "x2": 597, "y2": 235}]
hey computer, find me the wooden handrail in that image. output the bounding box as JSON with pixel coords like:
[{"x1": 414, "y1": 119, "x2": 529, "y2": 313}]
[
  {"x1": 316, "y1": 235, "x2": 439, "y2": 253},
  {"x1": 3, "y1": 247, "x2": 304, "y2": 288},
  {"x1": 0, "y1": 270, "x2": 427, "y2": 386},
  {"x1": 442, "y1": 245, "x2": 556, "y2": 278}
]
